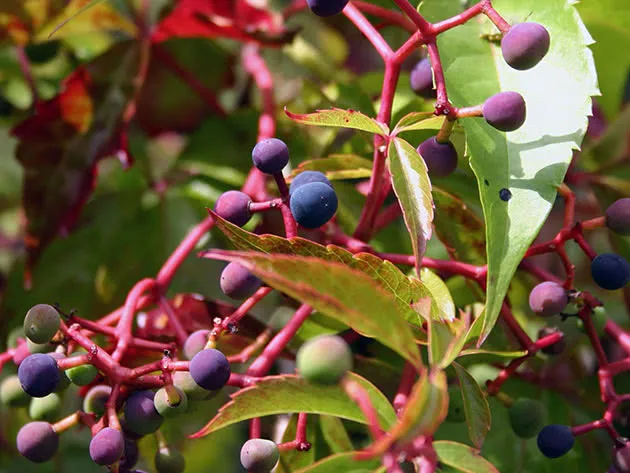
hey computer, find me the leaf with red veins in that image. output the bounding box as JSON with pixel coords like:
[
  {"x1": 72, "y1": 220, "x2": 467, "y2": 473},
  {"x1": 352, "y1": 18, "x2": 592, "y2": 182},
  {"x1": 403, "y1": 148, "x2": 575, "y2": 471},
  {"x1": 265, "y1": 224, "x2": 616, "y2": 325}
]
[
  {"x1": 11, "y1": 42, "x2": 140, "y2": 282},
  {"x1": 152, "y1": 0, "x2": 296, "y2": 46}
]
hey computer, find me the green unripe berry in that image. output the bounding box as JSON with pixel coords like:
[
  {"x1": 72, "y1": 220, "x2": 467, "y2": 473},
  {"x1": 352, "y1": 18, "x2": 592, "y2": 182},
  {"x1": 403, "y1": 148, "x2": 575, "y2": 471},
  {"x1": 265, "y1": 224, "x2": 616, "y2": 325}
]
[
  {"x1": 83, "y1": 385, "x2": 112, "y2": 416},
  {"x1": 296, "y1": 335, "x2": 353, "y2": 385},
  {"x1": 154, "y1": 386, "x2": 188, "y2": 417},
  {"x1": 27, "y1": 339, "x2": 53, "y2": 354},
  {"x1": 0, "y1": 375, "x2": 31, "y2": 407},
  {"x1": 155, "y1": 446, "x2": 186, "y2": 473},
  {"x1": 29, "y1": 393, "x2": 62, "y2": 421},
  {"x1": 23, "y1": 305, "x2": 60, "y2": 344},
  {"x1": 173, "y1": 371, "x2": 215, "y2": 401},
  {"x1": 446, "y1": 386, "x2": 466, "y2": 423},
  {"x1": 7, "y1": 327, "x2": 24, "y2": 349},
  {"x1": 66, "y1": 356, "x2": 98, "y2": 386},
  {"x1": 240, "y1": 438, "x2": 279, "y2": 473},
  {"x1": 508, "y1": 398, "x2": 546, "y2": 439}
]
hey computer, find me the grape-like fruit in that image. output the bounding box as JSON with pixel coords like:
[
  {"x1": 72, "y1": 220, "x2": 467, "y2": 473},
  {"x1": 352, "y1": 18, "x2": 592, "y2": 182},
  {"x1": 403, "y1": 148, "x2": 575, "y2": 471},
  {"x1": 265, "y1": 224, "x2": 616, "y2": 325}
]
[
  {"x1": 23, "y1": 304, "x2": 60, "y2": 344},
  {"x1": 528, "y1": 281, "x2": 569, "y2": 317},
  {"x1": 26, "y1": 338, "x2": 53, "y2": 355},
  {"x1": 183, "y1": 329, "x2": 210, "y2": 360},
  {"x1": 410, "y1": 57, "x2": 435, "y2": 98},
  {"x1": 508, "y1": 398, "x2": 546, "y2": 438},
  {"x1": 591, "y1": 253, "x2": 630, "y2": 290},
  {"x1": 252, "y1": 138, "x2": 290, "y2": 174},
  {"x1": 482, "y1": 91, "x2": 526, "y2": 132},
  {"x1": 306, "y1": 0, "x2": 348, "y2": 17},
  {"x1": 446, "y1": 386, "x2": 466, "y2": 423},
  {"x1": 220, "y1": 262, "x2": 262, "y2": 300},
  {"x1": 173, "y1": 371, "x2": 216, "y2": 401},
  {"x1": 190, "y1": 348, "x2": 231, "y2": 391},
  {"x1": 90, "y1": 427, "x2": 125, "y2": 465},
  {"x1": 240, "y1": 438, "x2": 280, "y2": 473},
  {"x1": 606, "y1": 198, "x2": 630, "y2": 236},
  {"x1": 121, "y1": 437, "x2": 139, "y2": 470},
  {"x1": 290, "y1": 181, "x2": 338, "y2": 229},
  {"x1": 0, "y1": 375, "x2": 30, "y2": 407},
  {"x1": 48, "y1": 352, "x2": 71, "y2": 392},
  {"x1": 296, "y1": 335, "x2": 352, "y2": 385},
  {"x1": 155, "y1": 446, "x2": 186, "y2": 473},
  {"x1": 16, "y1": 421, "x2": 59, "y2": 463},
  {"x1": 83, "y1": 385, "x2": 112, "y2": 416},
  {"x1": 18, "y1": 353, "x2": 60, "y2": 397},
  {"x1": 614, "y1": 445, "x2": 630, "y2": 472},
  {"x1": 501, "y1": 22, "x2": 550, "y2": 70},
  {"x1": 416, "y1": 137, "x2": 458, "y2": 177},
  {"x1": 214, "y1": 191, "x2": 252, "y2": 227},
  {"x1": 538, "y1": 327, "x2": 566, "y2": 356},
  {"x1": 123, "y1": 390, "x2": 164, "y2": 436},
  {"x1": 537, "y1": 424, "x2": 574, "y2": 458},
  {"x1": 29, "y1": 392, "x2": 61, "y2": 421},
  {"x1": 66, "y1": 356, "x2": 98, "y2": 386},
  {"x1": 154, "y1": 386, "x2": 188, "y2": 417},
  {"x1": 290, "y1": 171, "x2": 332, "y2": 195}
]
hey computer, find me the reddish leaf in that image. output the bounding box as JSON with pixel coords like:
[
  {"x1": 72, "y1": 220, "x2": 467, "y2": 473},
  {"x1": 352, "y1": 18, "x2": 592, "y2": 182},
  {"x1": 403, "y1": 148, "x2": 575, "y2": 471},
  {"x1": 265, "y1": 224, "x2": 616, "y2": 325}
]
[{"x1": 152, "y1": 0, "x2": 296, "y2": 46}]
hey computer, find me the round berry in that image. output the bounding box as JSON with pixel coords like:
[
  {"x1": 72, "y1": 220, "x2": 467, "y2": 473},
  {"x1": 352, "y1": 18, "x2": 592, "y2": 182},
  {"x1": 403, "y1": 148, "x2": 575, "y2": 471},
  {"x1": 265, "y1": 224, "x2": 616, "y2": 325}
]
[
  {"x1": 154, "y1": 386, "x2": 188, "y2": 417},
  {"x1": 121, "y1": 437, "x2": 139, "y2": 470},
  {"x1": 538, "y1": 327, "x2": 566, "y2": 356},
  {"x1": 123, "y1": 390, "x2": 164, "y2": 436},
  {"x1": 29, "y1": 392, "x2": 61, "y2": 421},
  {"x1": 446, "y1": 386, "x2": 466, "y2": 423},
  {"x1": 591, "y1": 253, "x2": 630, "y2": 290},
  {"x1": 66, "y1": 357, "x2": 98, "y2": 386},
  {"x1": 23, "y1": 304, "x2": 60, "y2": 344},
  {"x1": 410, "y1": 57, "x2": 435, "y2": 98},
  {"x1": 83, "y1": 385, "x2": 112, "y2": 416},
  {"x1": 240, "y1": 438, "x2": 280, "y2": 473},
  {"x1": 296, "y1": 335, "x2": 352, "y2": 385},
  {"x1": 48, "y1": 352, "x2": 71, "y2": 392},
  {"x1": 173, "y1": 371, "x2": 216, "y2": 401},
  {"x1": 614, "y1": 445, "x2": 630, "y2": 472},
  {"x1": 537, "y1": 424, "x2": 574, "y2": 458},
  {"x1": 183, "y1": 329, "x2": 210, "y2": 360},
  {"x1": 501, "y1": 22, "x2": 550, "y2": 70},
  {"x1": 306, "y1": 0, "x2": 349, "y2": 17},
  {"x1": 528, "y1": 281, "x2": 569, "y2": 317},
  {"x1": 155, "y1": 445, "x2": 186, "y2": 473},
  {"x1": 0, "y1": 375, "x2": 30, "y2": 407},
  {"x1": 482, "y1": 91, "x2": 526, "y2": 132},
  {"x1": 220, "y1": 262, "x2": 263, "y2": 300},
  {"x1": 290, "y1": 181, "x2": 338, "y2": 229},
  {"x1": 508, "y1": 398, "x2": 546, "y2": 439},
  {"x1": 252, "y1": 138, "x2": 290, "y2": 174},
  {"x1": 90, "y1": 427, "x2": 125, "y2": 466},
  {"x1": 189, "y1": 349, "x2": 231, "y2": 391},
  {"x1": 416, "y1": 137, "x2": 458, "y2": 177},
  {"x1": 214, "y1": 190, "x2": 252, "y2": 227},
  {"x1": 606, "y1": 198, "x2": 630, "y2": 236},
  {"x1": 18, "y1": 353, "x2": 60, "y2": 397},
  {"x1": 290, "y1": 171, "x2": 332, "y2": 195},
  {"x1": 16, "y1": 421, "x2": 59, "y2": 463},
  {"x1": 26, "y1": 338, "x2": 53, "y2": 355}
]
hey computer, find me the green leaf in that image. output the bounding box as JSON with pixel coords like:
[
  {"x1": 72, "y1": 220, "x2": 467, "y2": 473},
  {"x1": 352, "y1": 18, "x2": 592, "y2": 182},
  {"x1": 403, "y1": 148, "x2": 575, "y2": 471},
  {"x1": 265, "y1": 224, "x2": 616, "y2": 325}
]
[
  {"x1": 209, "y1": 212, "x2": 444, "y2": 325},
  {"x1": 291, "y1": 154, "x2": 373, "y2": 180},
  {"x1": 581, "y1": 105, "x2": 630, "y2": 170},
  {"x1": 433, "y1": 441, "x2": 500, "y2": 473},
  {"x1": 419, "y1": 268, "x2": 455, "y2": 322},
  {"x1": 393, "y1": 114, "x2": 447, "y2": 135},
  {"x1": 453, "y1": 363, "x2": 491, "y2": 449},
  {"x1": 204, "y1": 250, "x2": 422, "y2": 367},
  {"x1": 419, "y1": 0, "x2": 598, "y2": 344},
  {"x1": 285, "y1": 108, "x2": 389, "y2": 136},
  {"x1": 190, "y1": 373, "x2": 397, "y2": 438},
  {"x1": 319, "y1": 416, "x2": 353, "y2": 453},
  {"x1": 457, "y1": 348, "x2": 527, "y2": 364},
  {"x1": 388, "y1": 137, "x2": 434, "y2": 271},
  {"x1": 293, "y1": 452, "x2": 380, "y2": 473},
  {"x1": 428, "y1": 318, "x2": 456, "y2": 367}
]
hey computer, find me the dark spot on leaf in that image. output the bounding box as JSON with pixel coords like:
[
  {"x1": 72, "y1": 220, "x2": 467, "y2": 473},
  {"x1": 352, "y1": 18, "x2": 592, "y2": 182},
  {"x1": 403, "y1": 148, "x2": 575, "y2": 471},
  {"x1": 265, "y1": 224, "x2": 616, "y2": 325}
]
[
  {"x1": 484, "y1": 179, "x2": 489, "y2": 186},
  {"x1": 499, "y1": 188, "x2": 512, "y2": 202}
]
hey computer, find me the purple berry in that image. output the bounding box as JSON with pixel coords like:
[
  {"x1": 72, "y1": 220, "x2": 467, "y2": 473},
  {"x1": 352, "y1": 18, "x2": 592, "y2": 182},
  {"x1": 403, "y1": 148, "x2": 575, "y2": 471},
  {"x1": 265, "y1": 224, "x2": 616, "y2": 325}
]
[
  {"x1": 220, "y1": 262, "x2": 262, "y2": 300},
  {"x1": 606, "y1": 198, "x2": 630, "y2": 236},
  {"x1": 183, "y1": 329, "x2": 210, "y2": 360},
  {"x1": 501, "y1": 22, "x2": 550, "y2": 70},
  {"x1": 189, "y1": 348, "x2": 231, "y2": 391},
  {"x1": 290, "y1": 181, "x2": 338, "y2": 229},
  {"x1": 120, "y1": 437, "x2": 139, "y2": 470},
  {"x1": 90, "y1": 427, "x2": 125, "y2": 465},
  {"x1": 410, "y1": 58, "x2": 435, "y2": 98},
  {"x1": 306, "y1": 0, "x2": 349, "y2": 17},
  {"x1": 591, "y1": 253, "x2": 630, "y2": 291},
  {"x1": 482, "y1": 91, "x2": 526, "y2": 132},
  {"x1": 18, "y1": 353, "x2": 60, "y2": 397},
  {"x1": 416, "y1": 137, "x2": 458, "y2": 177},
  {"x1": 614, "y1": 445, "x2": 630, "y2": 473},
  {"x1": 123, "y1": 390, "x2": 164, "y2": 436},
  {"x1": 528, "y1": 281, "x2": 569, "y2": 317},
  {"x1": 16, "y1": 421, "x2": 59, "y2": 463},
  {"x1": 214, "y1": 190, "x2": 252, "y2": 227},
  {"x1": 252, "y1": 138, "x2": 290, "y2": 174}
]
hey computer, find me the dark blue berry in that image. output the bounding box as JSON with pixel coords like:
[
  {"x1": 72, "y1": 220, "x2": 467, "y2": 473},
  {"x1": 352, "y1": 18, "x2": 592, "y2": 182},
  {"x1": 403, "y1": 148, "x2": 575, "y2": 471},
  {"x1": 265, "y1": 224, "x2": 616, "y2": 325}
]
[
  {"x1": 537, "y1": 424, "x2": 574, "y2": 458},
  {"x1": 290, "y1": 171, "x2": 332, "y2": 195},
  {"x1": 18, "y1": 353, "x2": 60, "y2": 398},
  {"x1": 252, "y1": 138, "x2": 290, "y2": 174},
  {"x1": 306, "y1": 0, "x2": 349, "y2": 17},
  {"x1": 290, "y1": 181, "x2": 338, "y2": 229},
  {"x1": 123, "y1": 390, "x2": 164, "y2": 436},
  {"x1": 591, "y1": 253, "x2": 630, "y2": 290}
]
